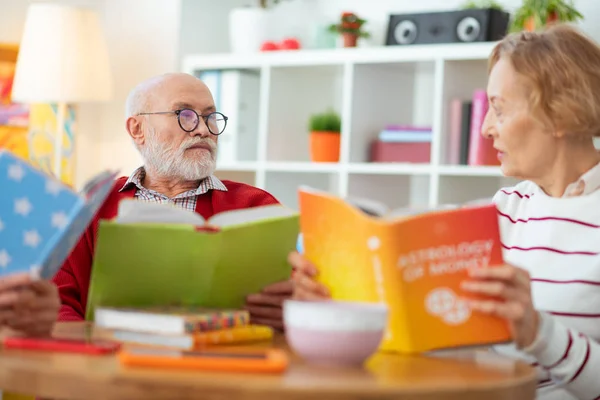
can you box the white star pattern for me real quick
[45,179,62,196]
[51,212,69,229]
[23,230,42,248]
[0,249,11,269]
[14,197,33,216]
[7,163,25,182]
[1,151,117,278]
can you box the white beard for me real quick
[140,125,217,181]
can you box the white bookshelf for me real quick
[182,42,518,210]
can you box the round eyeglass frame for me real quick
[137,108,229,136]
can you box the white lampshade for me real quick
[11,3,112,103]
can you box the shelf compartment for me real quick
[214,170,257,187]
[439,59,490,165]
[347,173,430,211]
[438,165,502,177]
[266,65,344,162]
[349,61,436,163]
[347,162,432,175]
[264,161,341,173]
[264,171,339,210]
[437,175,519,205]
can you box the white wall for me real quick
[0,0,182,188]
[179,0,600,56]
[93,0,182,187]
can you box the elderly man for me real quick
[51,72,292,329]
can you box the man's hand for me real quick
[245,280,293,331]
[0,273,60,337]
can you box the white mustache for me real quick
[181,140,216,153]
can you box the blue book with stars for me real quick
[0,150,117,279]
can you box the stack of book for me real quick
[446,89,499,166]
[93,306,274,350]
[369,125,432,163]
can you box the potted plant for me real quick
[461,0,505,10]
[309,109,341,162]
[229,1,293,53]
[510,0,583,32]
[329,12,370,48]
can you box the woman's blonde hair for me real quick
[489,24,600,138]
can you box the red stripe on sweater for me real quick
[501,243,598,256]
[532,278,600,286]
[500,189,534,198]
[543,330,573,369]
[568,335,590,383]
[497,210,600,228]
[537,379,553,388]
[548,311,600,318]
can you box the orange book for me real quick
[119,346,288,374]
[298,187,511,354]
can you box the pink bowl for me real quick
[283,300,388,366]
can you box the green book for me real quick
[85,200,299,321]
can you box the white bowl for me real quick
[283,300,388,366]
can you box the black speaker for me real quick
[385,8,510,46]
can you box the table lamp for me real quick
[11,2,112,179]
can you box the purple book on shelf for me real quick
[384,124,432,132]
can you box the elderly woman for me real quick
[289,24,600,400]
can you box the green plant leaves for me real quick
[309,109,341,133]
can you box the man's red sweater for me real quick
[52,176,280,321]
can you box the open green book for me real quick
[85,200,299,320]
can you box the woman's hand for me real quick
[461,264,539,348]
[288,251,330,301]
[0,273,60,337]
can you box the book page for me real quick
[209,204,297,228]
[115,199,206,225]
[345,196,389,217]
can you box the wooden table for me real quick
[0,322,537,400]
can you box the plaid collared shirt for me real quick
[119,167,228,211]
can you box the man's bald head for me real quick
[125,72,218,182]
[125,72,211,118]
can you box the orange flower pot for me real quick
[310,131,340,162]
[343,33,358,47]
[524,11,558,32]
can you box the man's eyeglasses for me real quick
[137,108,228,136]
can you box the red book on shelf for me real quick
[467,90,499,166]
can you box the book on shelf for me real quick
[377,125,432,143]
[370,124,432,164]
[85,200,300,320]
[446,89,499,167]
[0,149,117,280]
[298,186,511,354]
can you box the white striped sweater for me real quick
[492,180,600,400]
